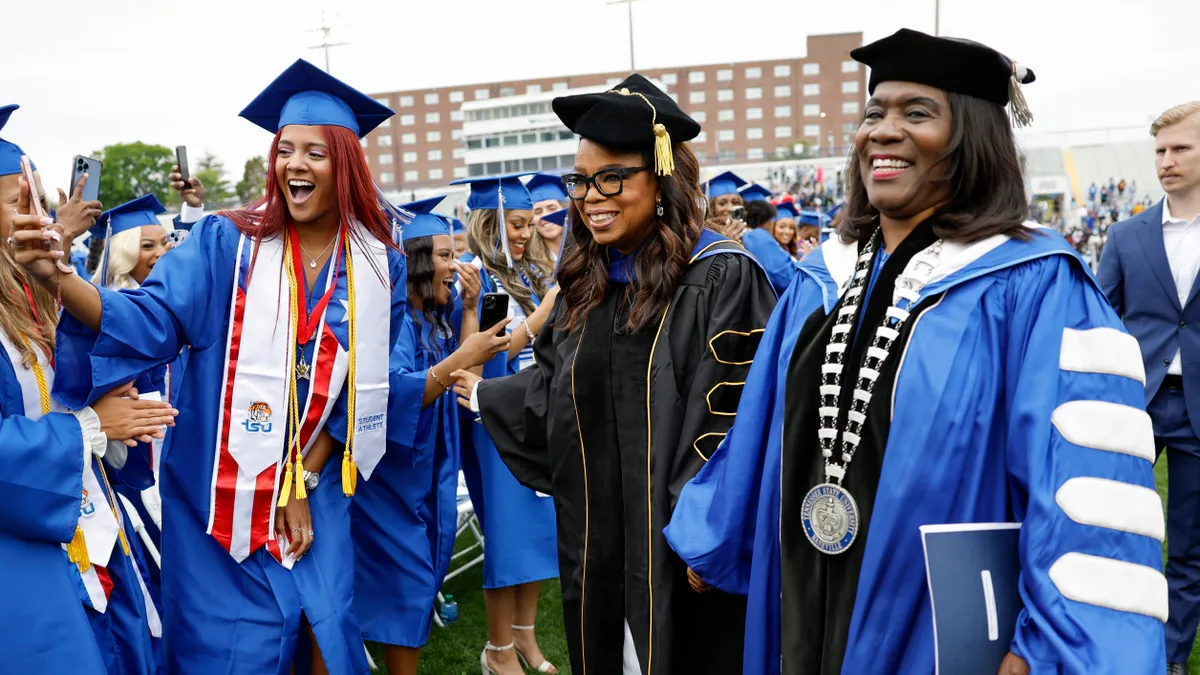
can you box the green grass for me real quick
[368,537,571,674]
[370,459,1192,673]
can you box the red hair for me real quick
[221,125,399,254]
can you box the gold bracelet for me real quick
[429,368,450,391]
[522,320,536,342]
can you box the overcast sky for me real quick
[2,0,1195,200]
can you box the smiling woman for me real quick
[455,73,777,675]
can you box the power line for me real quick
[308,12,349,73]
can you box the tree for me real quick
[93,142,175,207]
[194,152,235,208]
[235,155,268,205]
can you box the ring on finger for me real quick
[292,528,302,534]
[6,236,22,249]
[308,530,314,537]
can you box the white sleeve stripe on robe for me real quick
[1055,476,1165,541]
[1059,327,1146,384]
[1048,552,1168,622]
[1050,400,1155,463]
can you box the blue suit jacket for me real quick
[1098,199,1200,439]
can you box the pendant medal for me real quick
[801,483,859,555]
[296,354,312,380]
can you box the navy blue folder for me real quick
[920,523,1024,675]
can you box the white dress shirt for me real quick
[1162,200,1200,375]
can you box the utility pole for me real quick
[934,0,941,36]
[308,12,348,73]
[607,0,639,71]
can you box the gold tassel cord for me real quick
[67,526,90,572]
[1008,63,1034,129]
[342,233,358,497]
[608,87,674,177]
[97,461,131,557]
[279,234,308,508]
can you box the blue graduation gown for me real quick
[665,227,1167,674]
[460,268,559,589]
[0,347,108,675]
[54,215,410,675]
[353,309,460,647]
[741,226,795,295]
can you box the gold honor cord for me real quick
[341,233,358,497]
[34,346,91,572]
[279,235,308,507]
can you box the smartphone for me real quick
[731,205,746,221]
[20,156,45,218]
[479,292,510,331]
[175,146,189,183]
[70,155,102,202]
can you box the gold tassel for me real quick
[67,525,90,572]
[294,457,307,500]
[277,461,293,508]
[342,448,355,496]
[117,528,131,557]
[653,123,674,176]
[1007,65,1034,129]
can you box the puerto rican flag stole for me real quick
[0,329,123,613]
[206,225,391,564]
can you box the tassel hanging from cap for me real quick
[67,525,90,572]
[1008,63,1034,129]
[653,123,675,177]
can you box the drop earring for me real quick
[655,196,664,217]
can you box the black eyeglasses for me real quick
[561,166,648,200]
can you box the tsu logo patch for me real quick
[242,401,274,434]
[80,489,96,517]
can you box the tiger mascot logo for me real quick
[242,401,274,433]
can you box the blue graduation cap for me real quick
[449,173,535,268]
[739,184,773,202]
[703,171,747,199]
[399,195,450,242]
[526,173,568,204]
[774,201,799,220]
[239,59,394,138]
[828,201,844,218]
[91,194,167,288]
[799,210,833,226]
[451,218,466,235]
[540,209,568,227]
[0,104,33,177]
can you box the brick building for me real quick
[364,32,865,191]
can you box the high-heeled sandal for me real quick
[511,624,558,674]
[481,641,514,675]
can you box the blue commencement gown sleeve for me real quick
[741,227,796,296]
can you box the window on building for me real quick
[804,124,821,137]
[775,125,793,139]
[380,171,393,183]
[474,88,490,100]
[404,170,419,182]
[842,101,860,115]
[695,131,707,143]
[449,90,464,103]
[843,122,858,133]
[691,110,707,123]
[804,104,820,117]
[424,92,439,105]
[377,135,393,147]
[746,87,762,100]
[379,153,394,165]
[453,166,469,179]
[521,133,537,144]
[745,66,762,79]
[746,107,763,120]
[428,168,443,180]
[688,71,705,84]
[842,80,860,94]
[747,127,764,140]
[359,138,368,148]
[401,133,416,145]
[694,151,708,162]
[378,118,392,128]
[400,114,415,126]
[661,73,677,85]
[466,139,482,150]
[802,63,820,76]
[502,134,519,146]
[453,147,467,159]
[774,64,791,77]
[718,109,734,122]
[451,129,464,140]
[719,150,736,162]
[427,131,442,143]
[526,84,542,94]
[747,148,765,160]
[606,77,621,86]
[500,87,515,97]
[775,85,792,98]
[803,83,820,96]
[552,81,568,91]
[450,110,464,122]
[374,97,390,107]
[774,105,792,118]
[717,89,734,102]
[842,60,860,73]
[717,68,733,82]
[399,95,414,108]
[559,130,574,140]
[425,112,440,124]
[668,92,678,103]
[718,129,735,142]
[402,151,418,163]
[428,149,443,161]
[689,91,706,104]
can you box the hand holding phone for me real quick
[479,292,510,332]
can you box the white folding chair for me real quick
[433,471,486,628]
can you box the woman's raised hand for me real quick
[456,261,482,307]
[8,176,63,283]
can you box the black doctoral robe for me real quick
[477,242,776,675]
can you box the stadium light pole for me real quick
[934,0,941,35]
[607,0,639,71]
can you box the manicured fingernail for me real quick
[39,217,52,226]
[45,230,61,241]
[52,250,64,258]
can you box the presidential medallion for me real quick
[801,483,859,554]
[296,354,312,381]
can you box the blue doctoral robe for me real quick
[54,215,411,675]
[353,307,459,647]
[460,268,559,589]
[741,226,795,295]
[0,345,108,675]
[665,226,1167,674]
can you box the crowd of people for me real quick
[2,24,1199,675]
